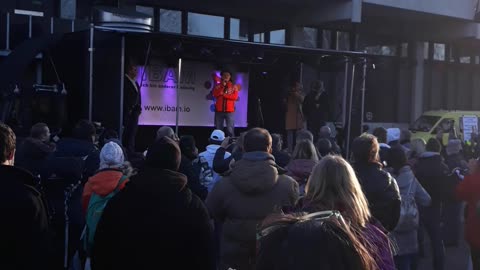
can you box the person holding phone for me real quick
[212,71,240,137]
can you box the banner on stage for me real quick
[137,60,249,127]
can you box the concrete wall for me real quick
[364,0,477,21]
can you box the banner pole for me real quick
[175,58,182,135]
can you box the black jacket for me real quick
[179,155,208,200]
[0,165,51,270]
[414,152,450,206]
[272,150,291,168]
[213,147,243,174]
[302,91,329,121]
[15,137,56,175]
[353,162,401,231]
[92,167,215,270]
[124,76,142,123]
[55,138,100,177]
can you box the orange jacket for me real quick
[82,170,129,215]
[213,81,239,113]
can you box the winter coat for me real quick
[445,152,468,172]
[92,167,215,270]
[15,137,56,175]
[206,152,299,270]
[213,82,239,113]
[456,172,480,249]
[0,165,52,270]
[389,166,431,256]
[199,145,231,190]
[179,155,208,200]
[285,92,304,130]
[286,159,318,184]
[379,143,391,166]
[353,162,401,231]
[81,169,129,214]
[302,91,329,122]
[55,137,100,177]
[414,152,450,206]
[272,150,291,168]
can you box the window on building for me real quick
[460,56,471,64]
[187,12,224,38]
[136,5,154,17]
[160,9,181,33]
[337,32,350,51]
[433,43,445,61]
[302,27,318,48]
[365,45,396,56]
[321,30,332,49]
[230,18,248,41]
[270,29,285,45]
[254,33,265,43]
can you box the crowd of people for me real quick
[1,120,480,270]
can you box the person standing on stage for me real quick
[284,81,304,153]
[123,60,142,154]
[213,71,239,137]
[302,80,329,142]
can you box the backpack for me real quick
[83,175,127,254]
[395,180,419,232]
[194,156,214,190]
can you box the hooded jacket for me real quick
[206,152,299,270]
[82,169,129,214]
[286,159,319,183]
[353,162,401,231]
[92,167,215,270]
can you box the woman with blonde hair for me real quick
[302,155,395,270]
[286,140,319,195]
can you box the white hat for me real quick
[210,129,225,142]
[100,141,125,169]
[387,128,401,144]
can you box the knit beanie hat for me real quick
[100,141,125,169]
[146,136,181,171]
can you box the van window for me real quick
[431,118,454,134]
[411,115,441,132]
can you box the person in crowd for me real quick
[351,133,401,232]
[296,128,313,144]
[15,122,56,175]
[213,132,245,175]
[318,125,341,154]
[98,129,121,148]
[82,141,132,214]
[387,128,401,147]
[300,155,395,269]
[92,137,215,270]
[286,140,319,195]
[407,138,426,167]
[0,123,52,269]
[387,146,431,270]
[206,128,299,270]
[212,71,239,137]
[414,138,449,270]
[198,129,231,191]
[179,135,208,200]
[123,59,142,154]
[373,127,391,166]
[302,80,329,141]
[456,158,480,270]
[55,119,100,177]
[316,138,333,157]
[443,139,468,247]
[256,211,378,270]
[284,81,304,153]
[400,129,412,151]
[271,133,291,168]
[155,126,179,141]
